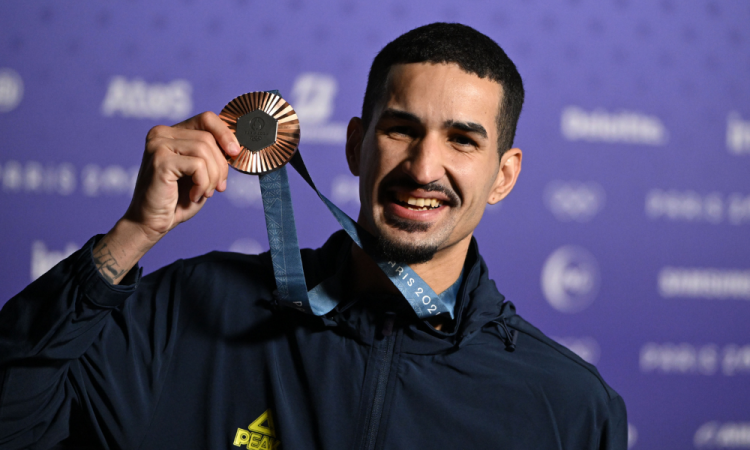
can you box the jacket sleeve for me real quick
[0,235,182,449]
[599,394,628,450]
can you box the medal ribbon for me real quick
[255,91,451,319]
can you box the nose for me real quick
[402,132,445,185]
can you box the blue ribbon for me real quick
[256,91,451,319]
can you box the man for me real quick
[0,23,627,449]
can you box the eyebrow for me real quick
[444,119,488,139]
[378,108,488,140]
[379,108,421,123]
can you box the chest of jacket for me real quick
[137,306,601,450]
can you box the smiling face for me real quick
[346,62,521,264]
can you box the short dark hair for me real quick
[361,22,525,154]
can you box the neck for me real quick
[347,235,470,298]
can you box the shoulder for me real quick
[464,243,621,406]
[159,250,275,287]
[506,314,621,404]
[135,250,277,314]
[182,250,273,274]
[174,230,350,287]
[139,229,349,303]
[476,313,628,447]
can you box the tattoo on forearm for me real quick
[93,242,127,284]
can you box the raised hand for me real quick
[93,112,241,284]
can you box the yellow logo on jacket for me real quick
[233,409,280,449]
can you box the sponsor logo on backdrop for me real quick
[646,189,750,225]
[31,241,77,281]
[640,342,750,376]
[727,194,750,225]
[1,160,267,211]
[226,170,262,208]
[695,421,750,448]
[1,160,77,195]
[291,73,347,144]
[81,164,138,196]
[544,180,605,222]
[727,112,750,155]
[658,267,750,300]
[628,424,638,449]
[101,76,192,120]
[552,336,600,364]
[0,68,24,113]
[561,106,668,145]
[229,238,264,255]
[541,246,600,313]
[330,174,360,205]
[1,160,146,198]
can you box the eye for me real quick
[451,134,478,147]
[388,126,415,137]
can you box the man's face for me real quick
[347,62,513,264]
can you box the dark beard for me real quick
[367,179,460,265]
[371,216,438,264]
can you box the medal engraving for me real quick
[236,110,278,152]
[220,91,300,174]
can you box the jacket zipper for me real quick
[362,313,397,450]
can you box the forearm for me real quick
[0,234,170,449]
[93,218,161,285]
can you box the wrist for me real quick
[93,218,161,285]
[114,216,167,251]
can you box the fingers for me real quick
[174,111,241,159]
[148,144,211,203]
[148,112,238,195]
[150,136,226,198]
[168,153,211,203]
[129,112,242,239]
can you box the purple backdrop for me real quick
[2,1,749,448]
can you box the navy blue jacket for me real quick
[0,231,627,449]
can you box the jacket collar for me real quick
[299,231,517,353]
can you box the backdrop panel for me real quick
[1,2,749,448]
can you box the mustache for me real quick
[381,178,460,207]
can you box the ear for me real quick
[487,148,522,205]
[345,117,364,176]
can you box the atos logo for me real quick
[101,76,192,120]
[544,180,605,222]
[291,73,347,144]
[541,246,600,313]
[0,68,24,112]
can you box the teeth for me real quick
[395,192,443,209]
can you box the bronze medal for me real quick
[220,91,301,174]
